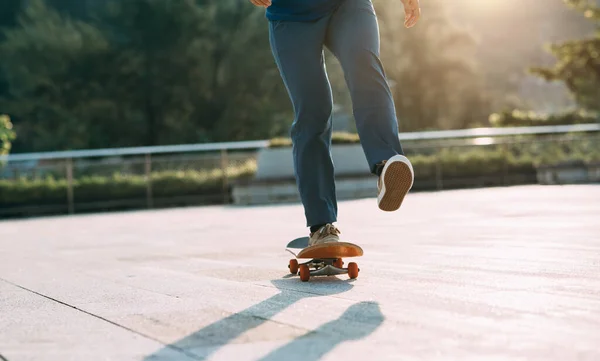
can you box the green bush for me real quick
[1,143,597,212]
[0,176,68,206]
[0,160,257,208]
[269,131,360,148]
[410,148,536,180]
[489,109,598,127]
[75,175,147,202]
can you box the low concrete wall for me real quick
[238,143,379,205]
[587,162,600,183]
[232,176,378,205]
[536,162,590,185]
[231,174,542,206]
[240,144,599,206]
[255,144,370,180]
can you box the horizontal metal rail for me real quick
[397,123,599,140]
[2,123,598,162]
[1,140,269,162]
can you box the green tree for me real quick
[0,114,16,156]
[531,0,600,112]
[96,0,290,144]
[0,0,290,152]
[0,0,22,33]
[94,0,212,146]
[373,0,490,131]
[187,0,291,142]
[0,0,24,101]
[0,0,113,151]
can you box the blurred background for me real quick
[0,0,599,218]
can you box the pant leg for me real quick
[268,18,338,227]
[325,0,404,174]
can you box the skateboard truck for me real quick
[289,258,360,282]
[285,237,362,282]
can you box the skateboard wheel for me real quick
[299,265,310,282]
[334,258,344,268]
[348,262,359,279]
[289,259,299,274]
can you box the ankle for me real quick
[375,161,385,176]
[310,224,325,233]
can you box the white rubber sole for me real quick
[377,154,414,212]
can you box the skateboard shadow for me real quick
[143,278,384,361]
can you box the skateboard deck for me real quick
[285,237,363,282]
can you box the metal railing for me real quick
[1,123,599,217]
[2,123,599,162]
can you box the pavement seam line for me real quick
[0,277,202,361]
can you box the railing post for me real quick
[145,153,153,209]
[221,149,229,203]
[435,157,443,191]
[502,144,509,186]
[66,158,74,214]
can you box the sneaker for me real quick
[376,154,414,212]
[308,224,341,246]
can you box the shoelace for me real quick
[319,224,341,237]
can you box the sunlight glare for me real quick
[460,0,510,12]
[474,137,494,146]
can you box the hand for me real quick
[401,0,421,28]
[249,0,271,7]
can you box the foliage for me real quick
[489,109,598,127]
[2,141,598,215]
[409,148,536,181]
[267,132,600,168]
[0,0,290,152]
[372,0,490,131]
[0,0,597,154]
[268,132,360,148]
[0,0,113,151]
[0,0,494,153]
[530,0,600,111]
[0,114,16,156]
[0,159,256,207]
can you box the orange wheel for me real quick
[299,265,310,282]
[334,258,344,268]
[288,259,299,274]
[348,262,359,279]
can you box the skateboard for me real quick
[285,237,363,282]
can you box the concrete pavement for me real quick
[1,184,599,361]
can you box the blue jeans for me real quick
[268,0,404,227]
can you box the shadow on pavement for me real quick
[257,301,383,361]
[144,278,384,361]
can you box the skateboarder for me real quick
[249,0,420,245]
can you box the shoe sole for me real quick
[378,158,413,212]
